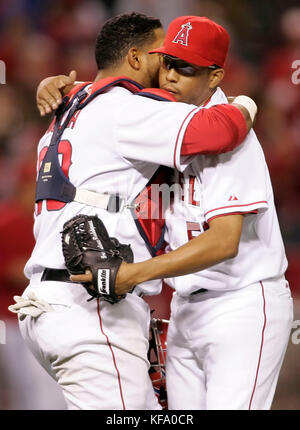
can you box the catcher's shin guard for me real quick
[148,317,169,409]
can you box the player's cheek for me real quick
[158,66,167,88]
[149,58,161,88]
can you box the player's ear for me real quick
[127,47,142,71]
[209,68,225,89]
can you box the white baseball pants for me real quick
[18,277,160,410]
[166,277,293,410]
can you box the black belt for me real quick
[42,269,208,296]
[190,288,208,295]
[41,268,71,283]
[41,269,209,296]
[40,268,144,298]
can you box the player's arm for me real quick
[137,88,256,156]
[181,100,254,156]
[71,214,244,295]
[116,214,244,293]
[36,70,79,116]
[36,72,255,150]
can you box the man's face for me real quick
[158,55,217,105]
[139,28,166,88]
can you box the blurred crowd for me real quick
[0,0,299,410]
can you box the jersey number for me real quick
[186,221,209,241]
[36,139,72,215]
[186,222,201,241]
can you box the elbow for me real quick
[228,243,239,259]
[222,240,240,260]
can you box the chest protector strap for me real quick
[35,82,175,256]
[35,78,143,207]
[130,89,175,257]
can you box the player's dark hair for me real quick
[95,12,162,70]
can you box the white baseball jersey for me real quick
[25,83,200,296]
[165,87,288,296]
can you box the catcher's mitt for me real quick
[61,214,134,303]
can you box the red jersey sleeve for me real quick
[181,104,248,156]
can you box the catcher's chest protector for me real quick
[35,79,173,257]
[35,78,143,205]
[131,165,173,257]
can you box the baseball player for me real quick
[159,19,292,410]
[73,16,293,410]
[9,13,256,410]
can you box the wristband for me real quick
[233,95,257,123]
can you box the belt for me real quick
[41,268,71,283]
[190,288,208,295]
[41,268,144,298]
[42,269,207,298]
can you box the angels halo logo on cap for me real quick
[172,22,193,46]
[149,16,230,69]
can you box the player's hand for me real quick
[70,269,100,296]
[227,96,235,103]
[114,262,137,295]
[36,70,77,116]
[70,269,93,284]
[70,263,136,296]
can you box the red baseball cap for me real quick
[149,16,230,68]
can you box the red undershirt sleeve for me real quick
[181,104,248,156]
